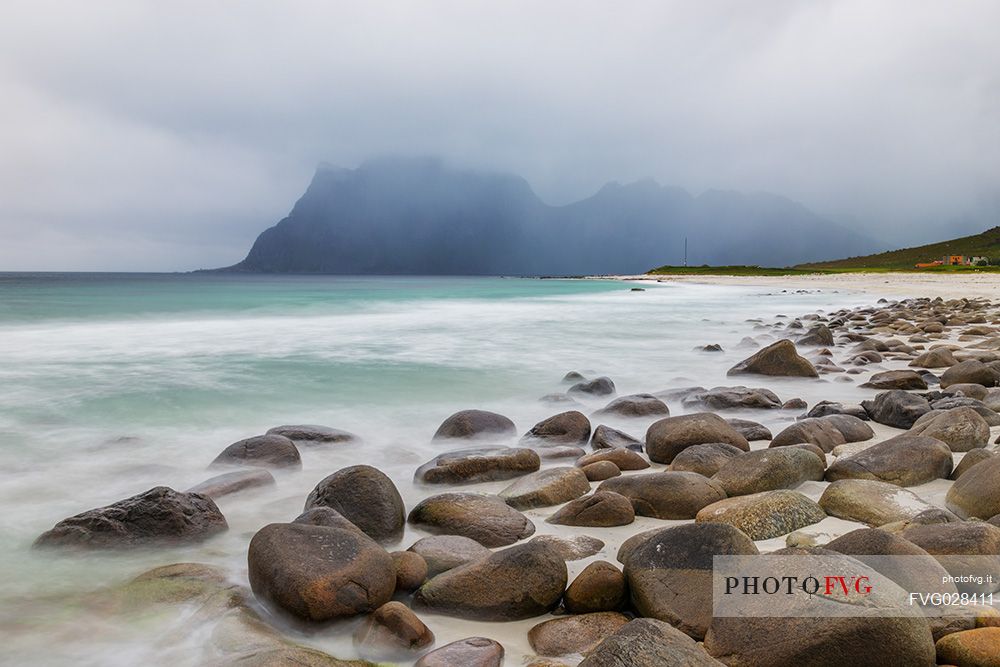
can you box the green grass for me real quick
[797,226,1000,270]
[647,265,825,276]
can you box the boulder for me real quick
[798,324,834,346]
[727,339,818,378]
[645,413,749,464]
[769,418,845,453]
[726,418,773,441]
[579,618,724,667]
[414,541,567,621]
[304,465,405,542]
[860,370,928,390]
[564,561,627,614]
[187,469,275,499]
[670,442,745,477]
[598,472,727,520]
[210,434,301,469]
[577,448,649,471]
[695,490,826,541]
[909,347,958,368]
[407,535,491,577]
[414,447,540,484]
[682,386,782,410]
[407,493,535,547]
[944,382,991,400]
[825,434,953,487]
[414,637,504,667]
[547,491,635,527]
[582,461,621,481]
[433,409,516,440]
[946,456,1000,519]
[935,627,1000,667]
[593,394,669,418]
[908,407,990,452]
[266,424,358,444]
[820,414,875,442]
[951,448,995,480]
[293,507,365,535]
[862,390,932,429]
[247,522,395,621]
[941,359,1000,389]
[569,376,617,397]
[803,400,870,420]
[625,523,758,639]
[528,612,630,657]
[819,479,935,526]
[499,467,591,510]
[712,448,825,496]
[34,486,227,550]
[354,601,434,661]
[590,425,643,451]
[901,522,1000,593]
[523,411,592,446]
[530,534,604,561]
[390,551,428,592]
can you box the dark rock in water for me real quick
[523,411,592,445]
[861,370,929,390]
[946,456,1000,519]
[590,424,643,451]
[547,491,635,527]
[713,448,825,496]
[797,323,834,346]
[390,551,428,593]
[909,407,990,452]
[670,442,745,477]
[579,618,724,666]
[944,382,990,400]
[782,397,808,410]
[819,479,934,526]
[699,343,724,352]
[539,393,582,407]
[414,541,567,621]
[631,287,646,292]
[577,447,649,470]
[726,418,772,442]
[825,434,953,487]
[354,601,434,661]
[408,534,491,577]
[769,418,845,452]
[564,561,627,614]
[292,506,365,535]
[34,486,228,550]
[625,523,758,639]
[534,445,587,459]
[645,413,749,464]
[909,347,958,368]
[531,534,605,560]
[304,465,405,543]
[682,386,782,410]
[528,612,630,657]
[187,469,275,499]
[695,489,826,540]
[862,390,932,428]
[929,396,1000,425]
[593,394,669,418]
[414,447,540,484]
[211,434,301,469]
[499,467,591,510]
[247,522,395,621]
[803,400,869,420]
[266,424,358,444]
[433,409,517,440]
[598,472,727,519]
[941,359,1000,389]
[820,414,875,442]
[950,447,995,480]
[654,385,707,402]
[415,637,504,667]
[407,493,535,547]
[569,376,616,397]
[582,460,621,481]
[563,371,587,383]
[727,339,818,378]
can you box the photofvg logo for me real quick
[712,554,999,619]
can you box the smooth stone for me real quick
[569,376,616,397]
[727,339,818,378]
[726,418,772,442]
[712,448,825,496]
[211,434,301,469]
[187,469,275,499]
[820,413,875,442]
[670,442,745,477]
[528,612,630,657]
[522,411,592,446]
[531,534,605,560]
[433,409,516,440]
[598,471,727,519]
[577,447,649,471]
[407,493,535,547]
[861,369,928,390]
[582,461,621,481]
[590,424,643,451]
[901,522,1000,593]
[414,446,540,484]
[304,465,405,543]
[950,448,996,480]
[414,541,567,621]
[769,418,846,453]
[645,413,749,464]
[499,467,591,510]
[547,491,635,527]
[390,551,428,593]
[292,507,365,535]
[908,407,990,452]
[593,394,669,418]
[682,386,782,410]
[819,479,935,526]
[803,400,870,420]
[862,390,932,429]
[354,601,434,661]
[266,424,358,444]
[940,359,1000,389]
[407,535,491,577]
[909,347,959,368]
[935,627,1000,667]
[946,456,1000,519]
[579,618,724,666]
[414,637,504,667]
[825,434,953,487]
[564,561,627,614]
[695,490,826,541]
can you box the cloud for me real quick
[0,0,998,269]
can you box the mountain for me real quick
[216,157,877,275]
[799,227,1000,269]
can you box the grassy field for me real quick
[646,264,1000,276]
[797,226,1000,270]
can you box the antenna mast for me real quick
[684,237,688,267]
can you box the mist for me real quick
[1,0,998,270]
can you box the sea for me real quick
[0,273,884,665]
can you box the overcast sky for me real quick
[1,1,998,270]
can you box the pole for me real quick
[684,237,688,267]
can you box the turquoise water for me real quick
[0,274,878,665]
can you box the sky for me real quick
[1,0,998,271]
